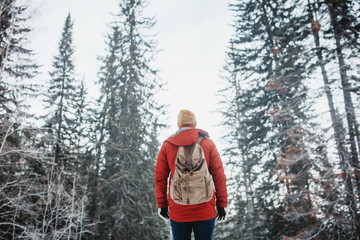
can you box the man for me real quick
[155,109,228,240]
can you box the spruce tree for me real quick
[326,0,360,194]
[219,0,285,236]
[90,0,166,238]
[0,0,37,80]
[40,13,90,238]
[0,1,51,239]
[307,1,360,237]
[219,0,338,238]
[43,13,80,170]
[261,1,316,237]
[326,1,360,236]
[0,0,38,114]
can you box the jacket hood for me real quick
[165,126,209,147]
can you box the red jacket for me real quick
[155,126,228,222]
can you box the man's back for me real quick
[155,126,227,222]
[155,109,227,240]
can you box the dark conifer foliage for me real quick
[0,0,37,80]
[88,0,166,239]
[0,0,38,114]
[0,2,42,238]
[325,0,360,235]
[43,13,81,170]
[307,1,360,237]
[0,3,89,239]
[39,13,91,239]
[220,0,360,239]
[6,0,360,238]
[326,0,360,195]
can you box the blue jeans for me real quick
[170,218,215,240]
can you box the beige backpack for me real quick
[170,136,214,205]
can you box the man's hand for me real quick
[158,207,169,221]
[216,207,226,221]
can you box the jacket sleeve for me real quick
[208,144,228,208]
[155,143,170,208]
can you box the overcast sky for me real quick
[28,0,233,150]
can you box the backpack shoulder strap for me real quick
[190,136,203,155]
[195,136,204,144]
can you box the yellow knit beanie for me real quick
[177,109,197,128]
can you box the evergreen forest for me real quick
[1,0,360,239]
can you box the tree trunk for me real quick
[327,2,360,237]
[243,172,254,240]
[0,1,15,76]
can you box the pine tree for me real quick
[0,2,54,239]
[0,0,38,116]
[0,0,37,79]
[89,0,166,238]
[326,0,360,195]
[219,0,287,236]
[85,26,122,238]
[326,1,360,236]
[307,1,360,237]
[219,0,339,238]
[0,0,38,115]
[261,1,317,237]
[43,13,79,170]
[40,13,91,238]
